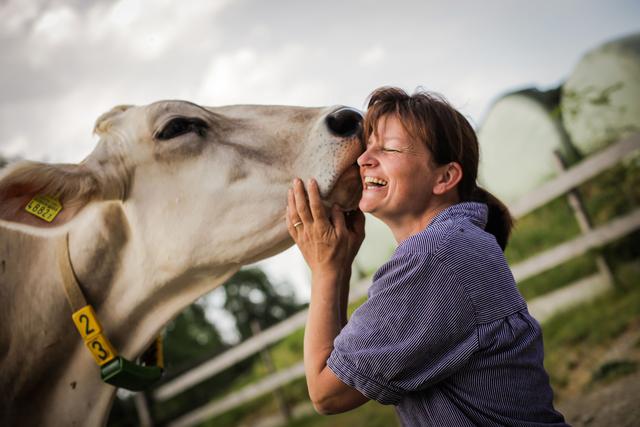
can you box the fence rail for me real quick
[149,133,640,427]
[509,133,640,218]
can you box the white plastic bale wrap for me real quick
[354,214,396,276]
[562,33,640,155]
[477,89,568,205]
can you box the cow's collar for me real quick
[57,233,164,391]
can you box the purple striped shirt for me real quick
[327,202,568,426]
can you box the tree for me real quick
[222,268,303,341]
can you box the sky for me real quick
[1,0,639,339]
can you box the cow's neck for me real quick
[4,201,239,426]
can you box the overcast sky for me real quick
[1,0,639,333]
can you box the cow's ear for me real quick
[0,161,100,228]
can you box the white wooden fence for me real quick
[141,133,640,427]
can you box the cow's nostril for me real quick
[326,108,363,138]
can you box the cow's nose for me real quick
[326,107,363,138]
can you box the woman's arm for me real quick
[287,178,369,414]
[304,269,369,414]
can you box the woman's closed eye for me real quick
[382,147,401,153]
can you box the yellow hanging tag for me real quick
[86,334,117,366]
[72,305,103,341]
[72,305,119,366]
[25,195,63,222]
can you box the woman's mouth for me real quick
[364,176,388,190]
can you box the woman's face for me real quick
[357,114,441,223]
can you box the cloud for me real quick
[358,45,385,66]
[0,0,233,162]
[0,0,46,36]
[31,4,79,46]
[198,45,332,106]
[2,134,30,158]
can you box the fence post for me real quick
[552,150,615,287]
[250,320,292,422]
[133,392,154,427]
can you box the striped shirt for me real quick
[327,202,568,426]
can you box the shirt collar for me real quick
[427,201,488,229]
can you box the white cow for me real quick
[0,100,363,426]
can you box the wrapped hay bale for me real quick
[562,33,640,154]
[478,88,573,204]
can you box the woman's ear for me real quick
[0,161,100,228]
[433,162,463,196]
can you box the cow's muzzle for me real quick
[326,107,363,138]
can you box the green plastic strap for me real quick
[101,356,163,391]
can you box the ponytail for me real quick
[469,186,513,251]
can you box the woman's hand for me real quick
[286,178,365,278]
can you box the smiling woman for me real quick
[287,87,569,427]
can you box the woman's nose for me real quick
[357,147,376,168]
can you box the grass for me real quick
[287,400,399,427]
[505,196,581,264]
[542,271,640,396]
[516,254,598,300]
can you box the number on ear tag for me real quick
[25,195,62,222]
[86,334,117,366]
[72,306,102,341]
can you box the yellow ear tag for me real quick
[25,195,63,222]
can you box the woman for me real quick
[286,87,567,426]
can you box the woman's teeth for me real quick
[364,176,388,188]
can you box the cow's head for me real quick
[0,102,362,425]
[0,101,363,270]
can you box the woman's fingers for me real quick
[330,204,346,234]
[286,190,299,238]
[293,178,313,224]
[307,179,330,226]
[350,209,366,235]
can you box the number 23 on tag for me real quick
[72,306,117,366]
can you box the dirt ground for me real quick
[558,370,640,427]
[556,326,640,427]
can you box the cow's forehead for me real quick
[146,100,327,122]
[146,100,214,120]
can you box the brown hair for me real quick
[363,86,514,250]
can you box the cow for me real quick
[0,100,363,426]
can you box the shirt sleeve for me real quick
[326,251,479,405]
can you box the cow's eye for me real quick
[156,117,208,140]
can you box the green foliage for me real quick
[590,360,638,385]
[578,160,640,226]
[505,196,580,264]
[163,303,228,370]
[223,267,303,341]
